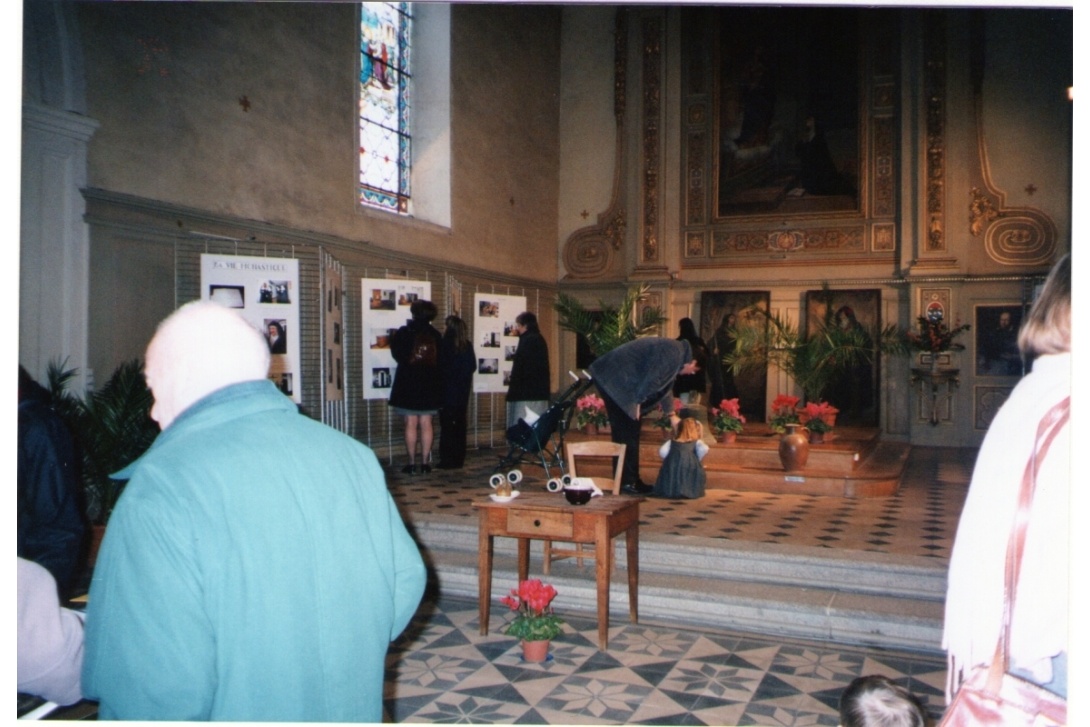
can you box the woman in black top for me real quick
[672,317,709,405]
[389,299,443,474]
[505,311,550,428]
[437,316,476,469]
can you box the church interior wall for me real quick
[20,3,1071,453]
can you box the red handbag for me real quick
[939,397,1069,726]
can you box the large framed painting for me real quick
[715,6,862,218]
[975,304,1024,377]
[699,291,770,423]
[804,289,881,427]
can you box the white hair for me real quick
[145,300,270,428]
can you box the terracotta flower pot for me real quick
[719,431,737,445]
[521,639,550,663]
[583,423,597,436]
[809,430,825,445]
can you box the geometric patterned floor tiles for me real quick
[383,445,965,724]
[386,445,974,560]
[383,596,948,726]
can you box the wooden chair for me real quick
[543,440,626,574]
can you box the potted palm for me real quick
[723,294,906,406]
[554,283,668,358]
[499,579,565,662]
[47,359,160,562]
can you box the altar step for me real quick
[410,515,947,655]
[568,426,910,498]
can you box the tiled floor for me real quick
[380,444,973,724]
[383,595,948,725]
[385,444,974,560]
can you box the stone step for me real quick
[411,514,947,654]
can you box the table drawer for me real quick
[506,509,574,538]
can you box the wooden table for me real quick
[474,493,642,650]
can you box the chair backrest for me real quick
[565,440,627,495]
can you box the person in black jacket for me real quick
[672,317,709,405]
[437,316,476,470]
[505,311,550,428]
[389,300,443,474]
[18,366,87,597]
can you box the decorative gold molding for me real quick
[711,226,865,257]
[969,102,1058,266]
[872,222,896,252]
[924,11,947,253]
[640,15,661,265]
[561,9,629,280]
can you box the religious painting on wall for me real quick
[975,304,1024,377]
[699,291,770,423]
[804,289,880,427]
[715,6,861,218]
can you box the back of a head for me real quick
[444,316,469,348]
[839,675,928,727]
[678,317,698,340]
[145,301,270,428]
[1018,253,1071,358]
[516,311,538,332]
[410,299,438,323]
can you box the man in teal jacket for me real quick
[82,301,427,721]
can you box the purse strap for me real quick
[985,395,1070,692]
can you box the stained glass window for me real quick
[359,2,411,214]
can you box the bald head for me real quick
[145,301,270,429]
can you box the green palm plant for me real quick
[722,298,907,404]
[47,358,160,524]
[554,284,668,357]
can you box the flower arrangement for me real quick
[574,393,608,429]
[796,401,839,434]
[768,394,801,434]
[710,398,746,435]
[499,579,565,642]
[652,399,682,430]
[905,315,971,354]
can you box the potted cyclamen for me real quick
[710,398,746,444]
[574,393,608,435]
[768,394,801,435]
[797,401,839,444]
[499,579,565,662]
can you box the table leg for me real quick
[595,518,611,650]
[517,538,530,582]
[478,512,493,636]
[626,523,639,624]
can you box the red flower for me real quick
[771,394,800,417]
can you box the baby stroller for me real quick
[494,371,595,487]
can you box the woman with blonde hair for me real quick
[943,253,1070,710]
[652,415,709,499]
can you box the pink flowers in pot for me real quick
[797,401,839,434]
[710,398,746,435]
[769,394,801,434]
[499,579,564,642]
[574,393,608,429]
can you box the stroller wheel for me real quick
[489,473,506,489]
[507,469,524,485]
[546,478,563,493]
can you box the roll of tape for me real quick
[489,473,505,489]
[507,469,523,485]
[546,478,563,493]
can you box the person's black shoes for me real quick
[621,481,654,495]
[401,463,418,475]
[420,463,432,474]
